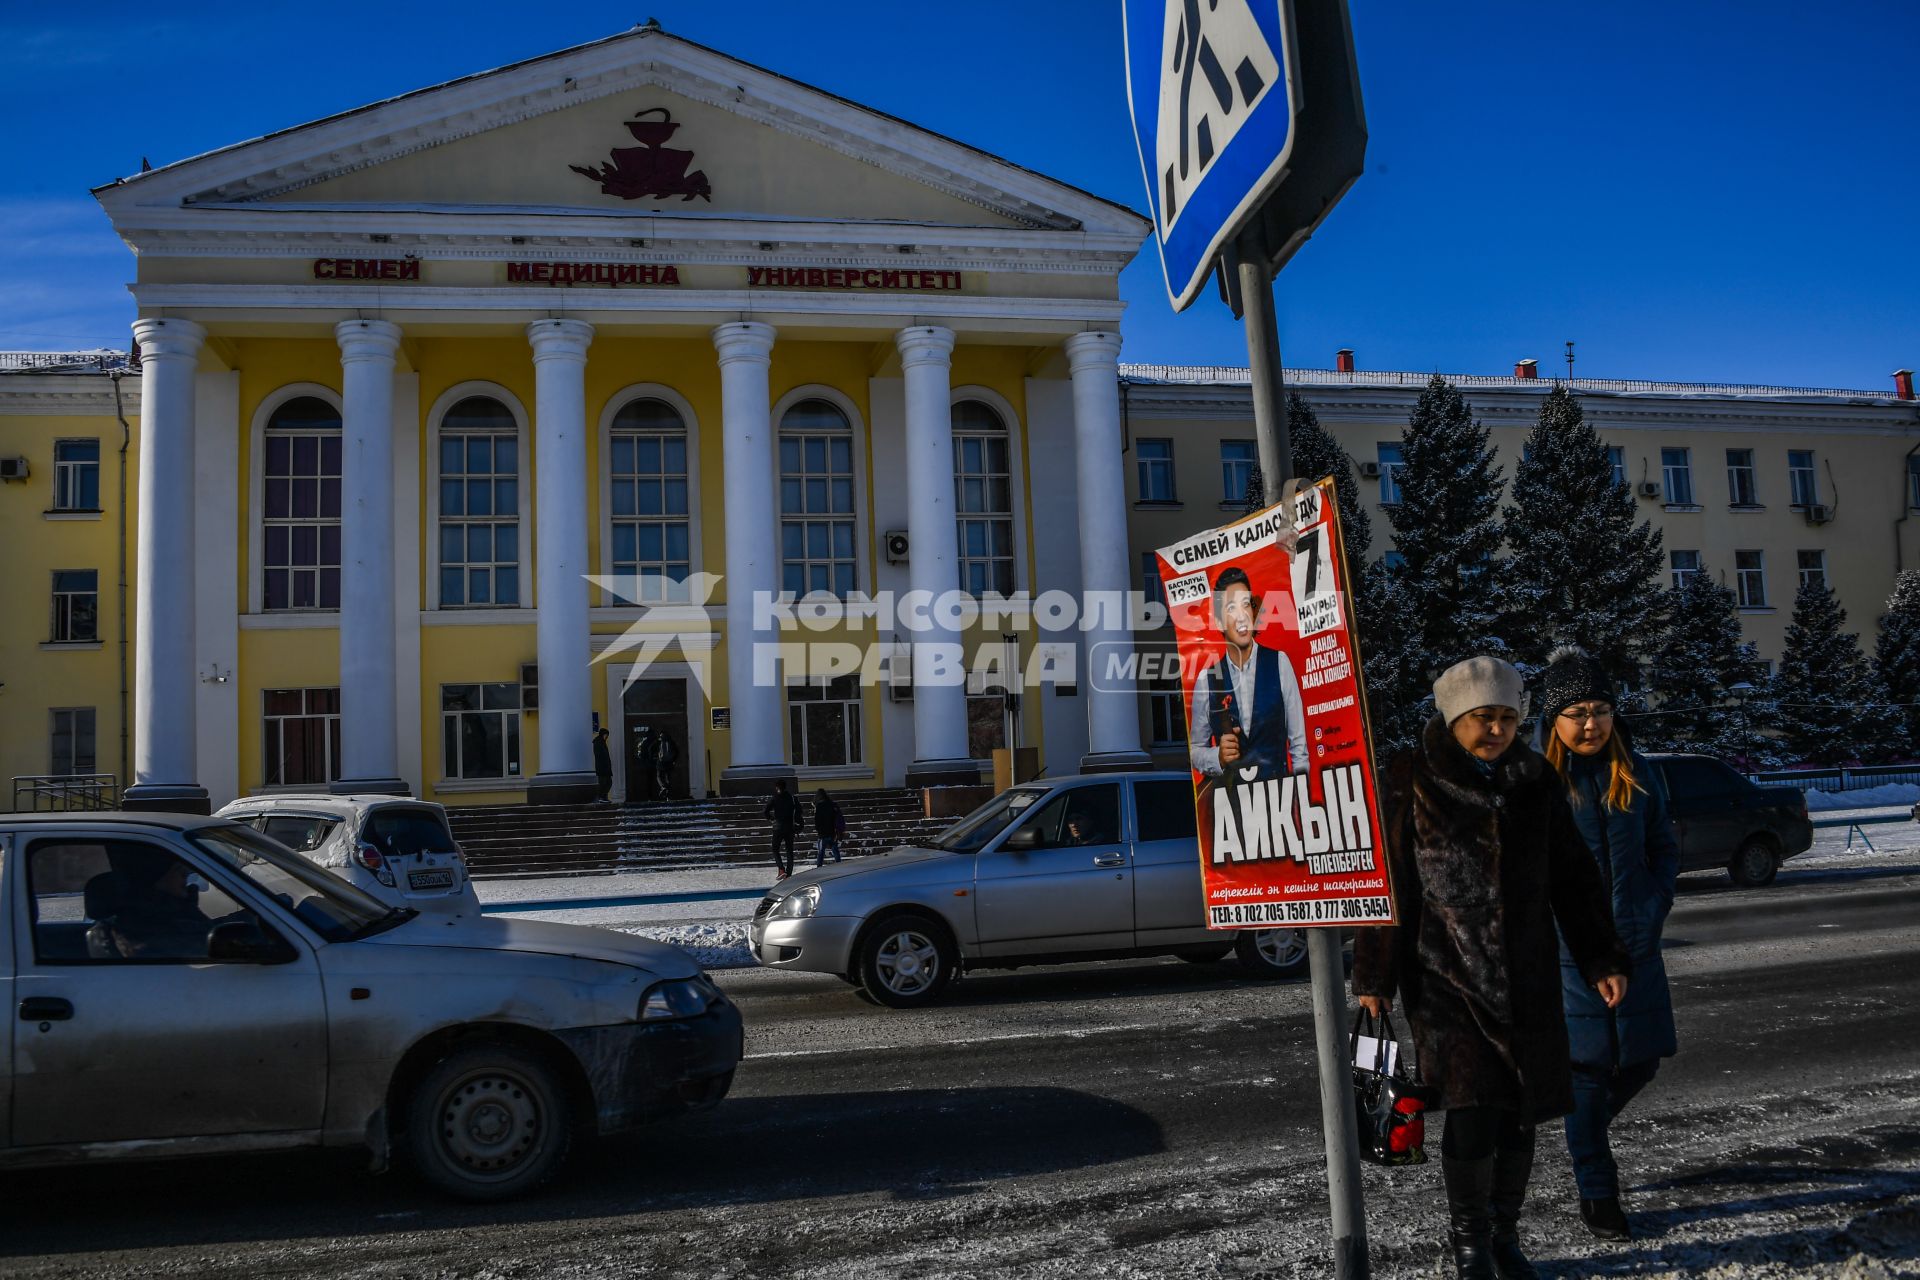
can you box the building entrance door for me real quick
[623,678,689,802]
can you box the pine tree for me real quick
[1873,570,1920,759]
[1640,567,1759,756]
[1499,386,1666,674]
[1383,375,1511,675]
[1772,580,1899,765]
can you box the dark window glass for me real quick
[1134,779,1199,842]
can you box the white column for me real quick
[125,317,209,811]
[526,319,598,803]
[332,319,407,793]
[898,325,972,781]
[1067,331,1151,769]
[712,321,792,790]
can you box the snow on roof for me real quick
[1118,362,1903,403]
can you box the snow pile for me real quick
[617,918,756,970]
[1803,783,1920,812]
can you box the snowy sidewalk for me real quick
[475,861,779,969]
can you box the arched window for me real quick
[437,396,521,607]
[952,399,1013,596]
[262,396,341,611]
[608,398,691,603]
[779,398,856,598]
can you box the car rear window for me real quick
[362,807,456,857]
[260,815,339,853]
[1134,780,1198,842]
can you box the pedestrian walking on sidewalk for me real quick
[811,789,845,867]
[766,779,798,880]
[592,726,613,803]
[1537,646,1680,1243]
[1353,655,1630,1280]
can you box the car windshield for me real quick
[932,786,1051,853]
[188,822,399,942]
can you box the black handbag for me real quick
[1351,1009,1437,1166]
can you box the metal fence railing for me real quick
[1745,765,1920,792]
[10,775,119,812]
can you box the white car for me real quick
[217,795,478,913]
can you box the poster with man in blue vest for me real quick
[1156,478,1394,929]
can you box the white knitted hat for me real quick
[1432,655,1529,724]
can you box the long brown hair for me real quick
[1545,727,1643,812]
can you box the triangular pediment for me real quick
[97,26,1146,240]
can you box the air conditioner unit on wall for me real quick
[1804,503,1833,525]
[1637,481,1662,500]
[1356,461,1381,479]
[0,457,28,481]
[883,530,910,563]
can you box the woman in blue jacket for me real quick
[1537,646,1680,1243]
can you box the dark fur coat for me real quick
[1352,717,1629,1120]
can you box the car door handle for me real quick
[19,997,73,1022]
[1092,853,1126,869]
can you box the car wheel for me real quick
[406,1042,573,1202]
[1235,928,1309,979]
[1728,838,1779,888]
[1178,946,1234,964]
[856,913,956,1008]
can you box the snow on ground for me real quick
[1805,784,1920,812]
[615,917,755,970]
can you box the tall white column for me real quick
[1066,331,1151,770]
[712,321,793,792]
[898,325,973,783]
[332,319,408,794]
[125,317,209,812]
[526,319,599,803]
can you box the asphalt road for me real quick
[5,862,1918,1279]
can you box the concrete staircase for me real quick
[447,788,954,879]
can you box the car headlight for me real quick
[639,975,721,1021]
[771,885,820,919]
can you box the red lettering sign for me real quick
[311,258,420,281]
[746,266,966,292]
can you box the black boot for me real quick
[1580,1195,1632,1241]
[1488,1141,1540,1280]
[1442,1154,1497,1280]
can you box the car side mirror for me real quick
[208,919,297,965]
[1001,827,1041,853]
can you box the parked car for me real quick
[749,772,1307,1007]
[1645,753,1814,887]
[0,812,741,1200]
[218,794,477,913]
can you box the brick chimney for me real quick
[1335,348,1355,373]
[1514,358,1539,379]
[1896,368,1915,401]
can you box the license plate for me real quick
[408,869,455,891]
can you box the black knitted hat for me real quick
[1538,644,1617,724]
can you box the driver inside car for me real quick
[1064,808,1105,846]
[95,848,215,960]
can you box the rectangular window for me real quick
[52,439,100,512]
[1670,549,1702,589]
[262,426,342,610]
[966,692,1008,761]
[1797,549,1828,593]
[1735,550,1767,608]
[438,432,520,607]
[1726,448,1758,506]
[1140,551,1164,606]
[49,707,96,776]
[1662,447,1694,505]
[953,429,1014,597]
[1148,679,1185,747]
[787,673,863,767]
[1606,445,1626,490]
[441,683,523,780]
[263,688,341,787]
[1377,443,1404,505]
[1220,440,1256,504]
[1909,456,1920,511]
[1136,439,1176,503]
[1788,449,1818,508]
[780,431,857,599]
[608,429,691,604]
[51,569,97,642]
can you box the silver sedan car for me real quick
[748,771,1307,1007]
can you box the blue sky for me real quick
[3,1,1915,388]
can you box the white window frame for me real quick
[1148,680,1184,747]
[250,385,345,614]
[787,674,864,768]
[440,682,524,780]
[51,438,101,512]
[1606,445,1626,490]
[262,687,340,788]
[1662,447,1694,505]
[51,569,97,643]
[1220,439,1257,504]
[1726,448,1758,507]
[597,384,704,608]
[49,707,96,776]
[1377,442,1404,505]
[1670,549,1702,589]
[771,385,871,603]
[1735,550,1767,609]
[952,397,1016,599]
[1796,549,1828,593]
[1140,550,1164,605]
[1136,438,1176,503]
[1788,450,1818,508]
[426,383,531,613]
[951,384,1029,596]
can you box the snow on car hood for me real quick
[363,912,700,978]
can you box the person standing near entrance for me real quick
[766,779,798,880]
[811,788,844,867]
[592,726,614,803]
[652,729,680,802]
[1537,646,1680,1243]
[629,725,655,804]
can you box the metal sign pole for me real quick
[1237,233,1371,1280]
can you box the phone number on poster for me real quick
[1209,896,1393,927]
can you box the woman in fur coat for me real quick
[1353,656,1630,1280]
[1537,646,1680,1243]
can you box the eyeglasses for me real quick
[1557,707,1615,725]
